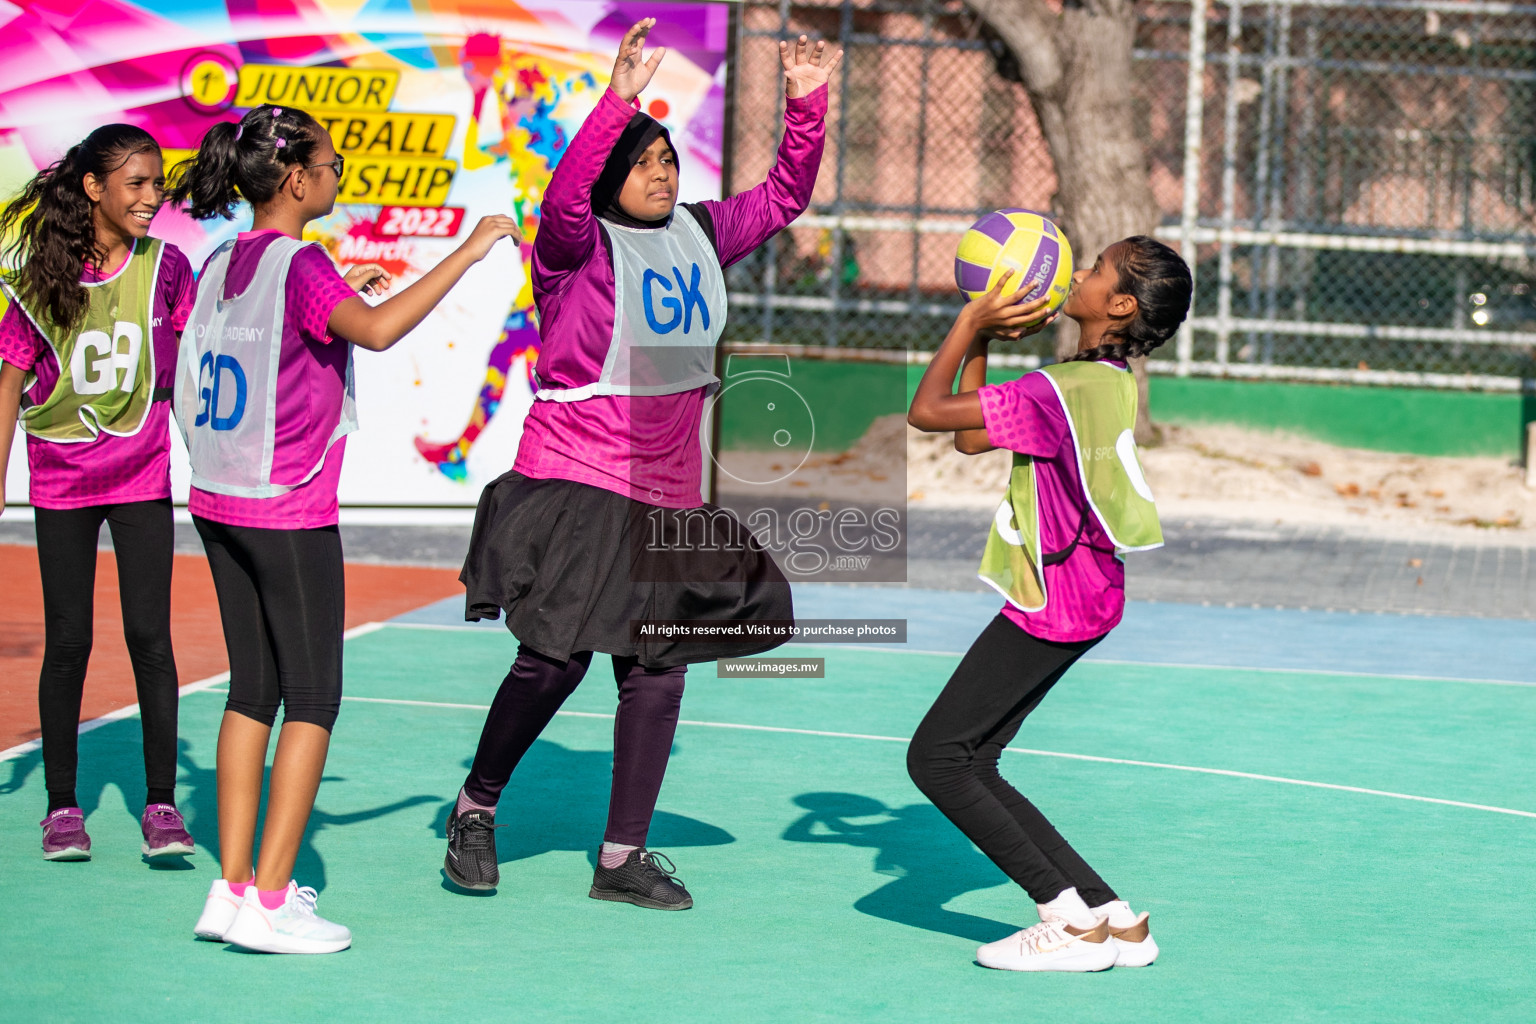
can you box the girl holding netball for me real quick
[0,125,197,864]
[167,104,519,953]
[440,21,836,909]
[906,235,1192,971]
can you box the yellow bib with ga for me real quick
[977,360,1163,612]
[1,238,163,443]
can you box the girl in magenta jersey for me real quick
[166,103,520,954]
[0,125,198,865]
[441,22,839,909]
[907,238,1192,972]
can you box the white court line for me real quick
[185,689,1536,822]
[0,621,388,764]
[0,671,230,764]
[791,644,1536,689]
[373,622,1536,689]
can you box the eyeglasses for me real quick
[306,154,345,178]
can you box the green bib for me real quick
[978,360,1163,612]
[2,238,163,443]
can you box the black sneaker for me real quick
[444,808,501,891]
[589,848,694,910]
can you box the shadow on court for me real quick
[0,720,172,824]
[783,791,1017,943]
[2,723,435,890]
[432,742,735,888]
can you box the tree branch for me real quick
[965,0,1065,100]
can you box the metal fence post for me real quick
[1216,0,1243,371]
[1177,0,1210,376]
[823,0,855,349]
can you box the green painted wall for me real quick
[904,364,1532,458]
[724,358,1530,458]
[1144,376,1531,458]
[716,357,906,452]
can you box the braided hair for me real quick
[0,124,161,330]
[1065,235,1193,364]
[166,104,325,220]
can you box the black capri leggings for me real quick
[906,614,1116,906]
[35,499,179,811]
[193,517,345,731]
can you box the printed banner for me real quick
[1,0,728,505]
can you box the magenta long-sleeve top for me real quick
[513,84,828,508]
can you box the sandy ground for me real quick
[723,413,1536,545]
[911,419,1536,543]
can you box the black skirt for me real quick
[461,471,794,668]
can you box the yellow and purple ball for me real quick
[954,208,1074,311]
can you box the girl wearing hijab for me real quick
[441,20,839,910]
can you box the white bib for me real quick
[175,236,357,498]
[534,207,727,402]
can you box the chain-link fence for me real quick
[724,0,1536,388]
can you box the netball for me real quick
[953,207,1074,310]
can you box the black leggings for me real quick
[35,499,179,812]
[906,615,1116,906]
[194,517,345,731]
[464,645,686,846]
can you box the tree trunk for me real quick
[966,0,1164,444]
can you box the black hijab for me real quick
[590,111,678,229]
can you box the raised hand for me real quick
[780,35,844,99]
[610,19,667,102]
[458,214,524,262]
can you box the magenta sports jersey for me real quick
[186,230,357,529]
[0,244,194,509]
[514,85,828,508]
[977,365,1131,642]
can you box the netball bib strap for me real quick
[977,361,1163,613]
[534,207,727,402]
[4,238,163,444]
[175,236,358,498]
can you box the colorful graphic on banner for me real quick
[0,0,727,504]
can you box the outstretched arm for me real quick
[534,20,666,280]
[703,37,841,267]
[329,216,521,351]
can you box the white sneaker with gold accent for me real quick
[1093,899,1159,967]
[976,918,1117,972]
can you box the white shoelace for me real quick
[1015,920,1076,955]
[289,885,321,918]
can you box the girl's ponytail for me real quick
[1066,235,1193,365]
[0,124,160,330]
[167,105,324,221]
[168,120,242,221]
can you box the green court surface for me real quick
[3,621,1535,1022]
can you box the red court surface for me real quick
[0,544,462,751]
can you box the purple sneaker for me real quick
[141,803,195,859]
[40,808,92,861]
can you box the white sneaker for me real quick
[221,882,352,954]
[976,919,1117,972]
[1092,900,1159,967]
[193,878,245,941]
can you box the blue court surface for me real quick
[3,584,1535,1022]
